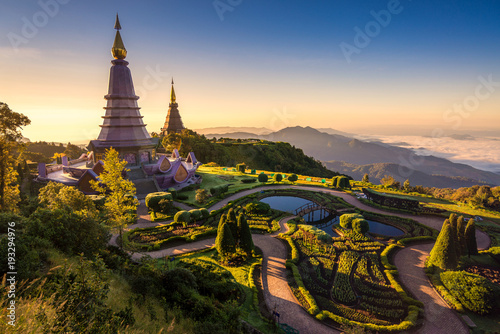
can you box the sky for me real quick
[1,0,500,143]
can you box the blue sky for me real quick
[1,0,499,141]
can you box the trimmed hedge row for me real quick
[385,270,423,307]
[286,261,319,315]
[316,304,419,332]
[428,272,464,312]
[380,244,399,270]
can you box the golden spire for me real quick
[111,14,127,59]
[170,78,176,104]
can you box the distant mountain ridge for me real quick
[200,126,500,188]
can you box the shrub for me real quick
[237,214,254,255]
[240,178,257,183]
[189,209,203,222]
[176,194,188,200]
[87,195,105,210]
[298,224,332,243]
[200,208,210,219]
[258,173,268,183]
[337,176,351,188]
[352,218,369,234]
[273,173,283,183]
[174,211,191,225]
[195,189,209,203]
[145,192,173,212]
[167,187,177,200]
[440,271,500,314]
[287,174,298,182]
[210,184,229,197]
[339,213,364,229]
[236,163,246,173]
[245,201,270,214]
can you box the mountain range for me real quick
[197,126,500,188]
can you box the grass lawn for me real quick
[177,166,333,207]
[163,248,276,333]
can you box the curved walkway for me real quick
[120,185,491,334]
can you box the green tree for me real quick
[162,132,182,152]
[63,142,84,159]
[337,176,351,189]
[361,173,370,183]
[273,173,283,183]
[215,222,236,257]
[0,103,30,212]
[428,220,458,270]
[403,179,411,192]
[258,173,268,183]
[465,218,478,257]
[195,188,209,204]
[237,213,253,256]
[380,175,396,188]
[352,218,369,234]
[38,182,98,219]
[448,214,462,258]
[90,148,138,247]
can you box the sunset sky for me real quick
[1,0,499,142]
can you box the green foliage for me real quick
[465,218,478,256]
[258,173,268,183]
[25,208,109,257]
[90,148,138,242]
[215,222,236,257]
[440,271,500,314]
[288,173,298,182]
[189,209,203,222]
[352,218,369,234]
[240,178,257,183]
[39,182,98,218]
[332,251,359,304]
[210,184,229,197]
[167,187,177,200]
[245,201,270,214]
[200,208,210,219]
[339,213,364,229]
[429,220,458,270]
[168,129,337,177]
[195,188,209,203]
[361,173,370,183]
[298,224,332,243]
[273,173,283,183]
[236,163,246,173]
[145,192,173,212]
[0,102,30,212]
[237,213,254,256]
[337,176,351,189]
[174,210,191,225]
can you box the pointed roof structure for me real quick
[160,78,185,135]
[88,15,156,165]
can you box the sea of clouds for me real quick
[356,134,500,174]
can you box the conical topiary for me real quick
[457,215,468,255]
[237,213,254,256]
[216,222,236,257]
[465,218,478,257]
[429,220,458,270]
[448,214,462,258]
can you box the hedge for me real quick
[286,261,319,315]
[385,270,423,307]
[428,272,465,313]
[381,244,400,270]
[316,305,419,332]
[397,236,435,246]
[145,192,173,212]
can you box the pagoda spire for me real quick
[111,14,127,59]
[170,78,176,104]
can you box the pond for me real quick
[260,196,339,237]
[366,220,405,237]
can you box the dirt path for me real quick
[121,185,491,334]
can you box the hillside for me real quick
[325,161,490,188]
[163,130,340,178]
[207,126,500,188]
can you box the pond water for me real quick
[366,220,405,237]
[260,196,339,237]
[260,195,404,237]
[259,196,312,213]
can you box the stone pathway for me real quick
[116,185,492,334]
